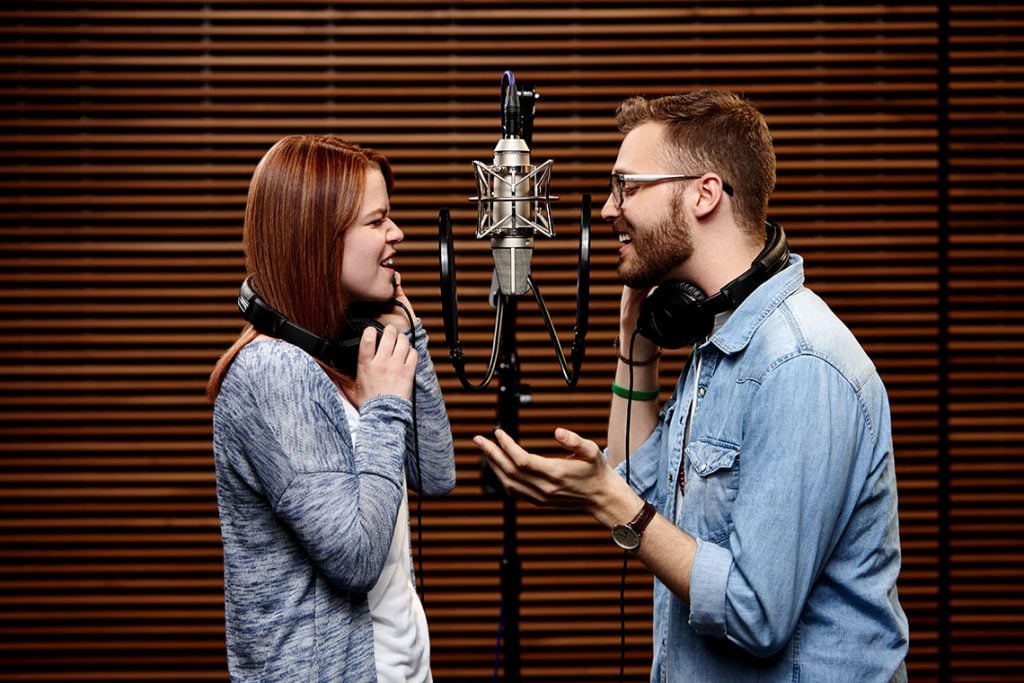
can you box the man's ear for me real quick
[692,174,726,218]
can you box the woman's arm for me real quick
[403,322,456,496]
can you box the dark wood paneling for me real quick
[1,2,1021,681]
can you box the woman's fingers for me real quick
[357,324,415,400]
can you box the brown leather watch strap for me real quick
[629,499,657,536]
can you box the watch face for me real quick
[612,524,640,551]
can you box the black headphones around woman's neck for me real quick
[237,277,387,377]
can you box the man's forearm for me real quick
[588,474,697,602]
[606,341,661,467]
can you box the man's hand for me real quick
[477,426,695,599]
[619,285,660,361]
[474,428,639,526]
[620,284,653,334]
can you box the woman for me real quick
[207,135,456,682]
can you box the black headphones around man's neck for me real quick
[635,220,790,349]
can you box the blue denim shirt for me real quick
[617,255,908,682]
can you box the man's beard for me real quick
[616,199,694,289]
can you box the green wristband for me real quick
[611,382,660,401]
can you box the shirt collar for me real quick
[705,253,805,355]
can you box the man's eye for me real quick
[621,184,639,196]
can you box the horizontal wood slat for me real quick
[2,1,1022,681]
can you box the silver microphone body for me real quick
[472,136,556,296]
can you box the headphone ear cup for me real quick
[760,221,790,276]
[337,314,386,377]
[636,281,710,349]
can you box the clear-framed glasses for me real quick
[608,173,734,208]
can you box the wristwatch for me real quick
[611,500,657,551]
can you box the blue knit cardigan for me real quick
[212,324,455,682]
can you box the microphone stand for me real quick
[495,297,522,681]
[437,75,591,682]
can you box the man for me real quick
[474,89,909,681]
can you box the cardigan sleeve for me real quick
[399,320,456,497]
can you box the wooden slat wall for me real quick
[1,2,1021,680]
[945,4,1024,679]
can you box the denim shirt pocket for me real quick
[681,440,741,544]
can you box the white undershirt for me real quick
[341,395,432,683]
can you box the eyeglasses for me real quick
[608,173,734,208]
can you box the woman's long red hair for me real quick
[206,135,393,401]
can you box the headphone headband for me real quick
[708,220,790,312]
[238,277,368,374]
[635,221,790,349]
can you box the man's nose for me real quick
[599,193,619,222]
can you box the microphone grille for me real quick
[493,241,533,296]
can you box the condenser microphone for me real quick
[470,71,556,296]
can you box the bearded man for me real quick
[475,89,909,682]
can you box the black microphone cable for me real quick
[619,328,642,683]
[618,333,694,682]
[501,70,519,138]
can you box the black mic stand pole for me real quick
[437,73,590,682]
[495,292,522,680]
[438,210,589,681]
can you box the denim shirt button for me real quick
[699,463,708,473]
[698,386,706,397]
